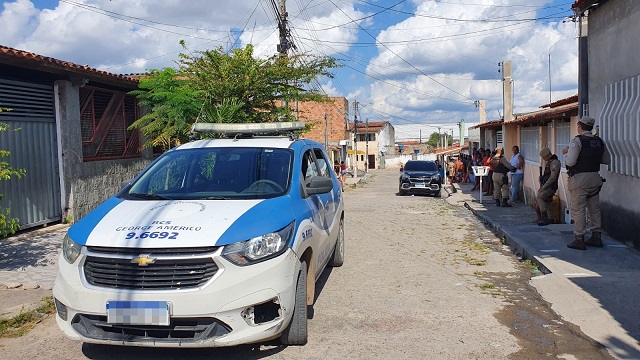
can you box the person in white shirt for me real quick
[509,146,525,203]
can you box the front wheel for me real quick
[329,217,345,267]
[280,261,308,345]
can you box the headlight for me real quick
[62,234,82,264]
[222,222,295,266]
[401,174,410,180]
[433,175,441,180]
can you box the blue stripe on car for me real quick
[215,196,296,246]
[68,197,124,245]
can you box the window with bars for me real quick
[521,127,540,164]
[80,87,141,161]
[554,122,571,168]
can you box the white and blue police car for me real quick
[53,122,345,347]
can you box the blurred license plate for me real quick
[107,301,169,326]
[415,183,426,188]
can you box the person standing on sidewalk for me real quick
[536,147,561,226]
[491,147,516,207]
[509,146,525,203]
[563,116,611,250]
[483,150,494,196]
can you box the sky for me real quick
[0,0,578,141]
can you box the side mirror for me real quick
[306,176,334,195]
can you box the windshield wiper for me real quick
[129,192,171,200]
[201,196,231,200]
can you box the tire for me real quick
[435,190,442,197]
[329,217,345,267]
[398,185,406,196]
[280,261,308,345]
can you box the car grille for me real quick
[84,254,219,290]
[409,176,431,182]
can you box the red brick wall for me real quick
[294,97,349,144]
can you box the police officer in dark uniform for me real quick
[563,116,611,250]
[491,147,516,207]
[536,147,561,226]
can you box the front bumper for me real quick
[400,181,441,193]
[53,248,299,348]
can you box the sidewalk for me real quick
[446,182,640,359]
[0,224,67,290]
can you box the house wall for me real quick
[55,80,152,222]
[297,97,349,146]
[516,121,574,220]
[588,0,640,248]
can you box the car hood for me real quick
[68,196,296,248]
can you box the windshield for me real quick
[404,161,437,172]
[125,147,293,200]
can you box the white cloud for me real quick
[362,0,577,126]
[1,0,578,129]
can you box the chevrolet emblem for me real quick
[131,255,156,267]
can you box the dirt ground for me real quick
[0,168,614,359]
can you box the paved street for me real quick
[446,181,640,359]
[0,168,619,359]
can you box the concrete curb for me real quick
[463,201,551,274]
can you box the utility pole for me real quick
[437,127,441,148]
[458,119,465,145]
[365,118,369,173]
[324,112,328,150]
[353,101,358,177]
[277,0,290,57]
[277,0,290,108]
[500,60,514,122]
[419,129,422,144]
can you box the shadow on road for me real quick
[82,341,287,360]
[0,232,60,270]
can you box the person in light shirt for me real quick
[508,146,525,203]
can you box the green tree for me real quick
[128,68,204,150]
[130,44,338,150]
[0,108,26,238]
[426,132,453,148]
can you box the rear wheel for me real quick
[280,261,308,345]
[329,217,345,267]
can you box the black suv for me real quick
[398,160,442,197]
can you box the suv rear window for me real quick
[404,161,437,171]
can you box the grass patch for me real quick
[465,256,487,266]
[479,283,495,289]
[465,241,490,254]
[523,259,540,273]
[0,296,55,338]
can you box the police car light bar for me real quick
[192,122,306,135]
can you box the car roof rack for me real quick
[190,122,306,141]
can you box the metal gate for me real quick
[0,79,61,229]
